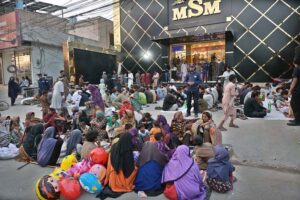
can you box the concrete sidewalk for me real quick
[0,160,300,200]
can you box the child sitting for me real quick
[207,146,235,193]
[81,130,99,160]
[137,123,150,142]
[154,132,173,159]
[149,121,161,142]
[274,90,290,116]
[192,135,214,170]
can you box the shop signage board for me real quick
[168,0,231,30]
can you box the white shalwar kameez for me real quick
[50,80,64,110]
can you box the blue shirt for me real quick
[184,71,202,92]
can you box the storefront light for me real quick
[143,51,152,60]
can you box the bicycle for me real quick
[0,100,9,111]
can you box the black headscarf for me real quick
[23,123,44,157]
[110,132,135,178]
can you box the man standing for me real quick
[135,71,141,85]
[287,46,300,126]
[128,71,134,89]
[50,76,64,110]
[184,65,202,118]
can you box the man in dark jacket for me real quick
[244,91,267,118]
[287,46,300,126]
[184,65,202,117]
[162,89,185,111]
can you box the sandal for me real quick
[229,124,239,128]
[219,127,227,131]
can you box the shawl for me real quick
[87,84,105,112]
[37,127,55,152]
[107,114,120,127]
[156,115,171,134]
[66,129,82,155]
[137,142,168,167]
[121,110,136,127]
[118,100,133,118]
[207,146,234,182]
[162,145,193,182]
[129,128,143,151]
[110,133,135,178]
[23,123,44,157]
[37,138,57,167]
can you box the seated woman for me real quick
[43,108,58,129]
[170,111,191,146]
[194,112,222,145]
[135,142,168,198]
[81,130,98,160]
[156,115,172,146]
[162,145,206,200]
[9,117,24,147]
[17,123,44,161]
[90,111,108,141]
[106,113,120,142]
[244,91,267,118]
[97,133,138,199]
[121,110,136,128]
[207,146,235,193]
[118,100,133,119]
[37,127,63,166]
[129,128,143,151]
[193,135,214,170]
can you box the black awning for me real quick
[152,23,233,45]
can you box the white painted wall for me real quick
[31,44,63,86]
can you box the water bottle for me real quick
[268,101,272,112]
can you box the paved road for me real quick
[0,85,300,200]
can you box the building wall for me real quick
[31,43,63,86]
[119,0,300,81]
[1,51,14,84]
[119,0,169,73]
[67,18,114,50]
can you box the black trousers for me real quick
[10,96,16,105]
[291,93,300,122]
[187,90,199,114]
[247,111,267,118]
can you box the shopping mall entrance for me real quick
[169,35,226,81]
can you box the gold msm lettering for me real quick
[172,0,222,21]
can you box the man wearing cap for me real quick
[288,46,300,126]
[184,65,202,118]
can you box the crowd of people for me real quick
[0,46,299,199]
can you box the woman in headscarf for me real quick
[193,135,214,170]
[129,128,143,151]
[8,76,19,106]
[194,111,222,145]
[121,109,136,128]
[118,100,133,118]
[88,84,105,112]
[37,127,63,166]
[90,111,108,141]
[156,115,172,146]
[135,142,168,198]
[17,123,44,161]
[162,145,206,200]
[207,146,235,193]
[106,113,120,142]
[66,129,82,156]
[97,133,137,199]
[170,111,191,146]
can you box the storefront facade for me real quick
[116,0,300,82]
